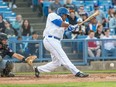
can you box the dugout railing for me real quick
[7,38,116,65]
[85,39,116,64]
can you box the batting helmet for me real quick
[0,33,8,41]
[57,7,69,16]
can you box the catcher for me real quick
[0,33,37,77]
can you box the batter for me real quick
[34,7,89,78]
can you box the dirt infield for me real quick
[0,74,116,84]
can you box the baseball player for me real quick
[0,33,37,77]
[34,7,89,78]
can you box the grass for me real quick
[16,70,116,75]
[0,82,116,87]
[84,70,116,74]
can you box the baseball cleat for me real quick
[75,72,89,77]
[33,66,40,77]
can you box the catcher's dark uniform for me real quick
[0,33,37,77]
[0,43,14,58]
[0,33,15,77]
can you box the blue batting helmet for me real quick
[57,7,69,16]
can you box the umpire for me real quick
[0,33,34,77]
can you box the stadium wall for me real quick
[13,61,116,73]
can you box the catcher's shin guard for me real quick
[1,61,15,77]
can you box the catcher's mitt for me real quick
[25,55,37,66]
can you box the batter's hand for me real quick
[25,55,37,66]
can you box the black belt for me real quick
[48,35,61,41]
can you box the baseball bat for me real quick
[71,10,100,39]
[79,10,100,26]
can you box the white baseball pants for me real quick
[37,37,80,75]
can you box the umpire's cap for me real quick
[57,7,69,16]
[0,33,8,41]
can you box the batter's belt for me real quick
[46,35,61,41]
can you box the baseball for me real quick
[110,63,114,67]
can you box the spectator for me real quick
[95,25,104,39]
[12,0,17,8]
[31,0,43,17]
[107,6,115,21]
[21,19,33,36]
[32,0,39,12]
[12,15,23,36]
[109,11,116,35]
[113,0,116,7]
[67,11,82,25]
[71,20,86,39]
[101,29,116,57]
[0,14,5,33]
[80,12,88,21]
[76,13,89,35]
[49,0,62,13]
[86,17,101,35]
[4,20,16,38]
[86,30,101,57]
[64,11,83,39]
[80,12,89,30]
[78,6,88,17]
[63,0,77,12]
[28,31,39,57]
[38,0,43,17]
[16,36,28,57]
[3,0,17,8]
[90,4,107,27]
[64,11,78,39]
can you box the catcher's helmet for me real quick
[0,33,8,41]
[57,7,69,16]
